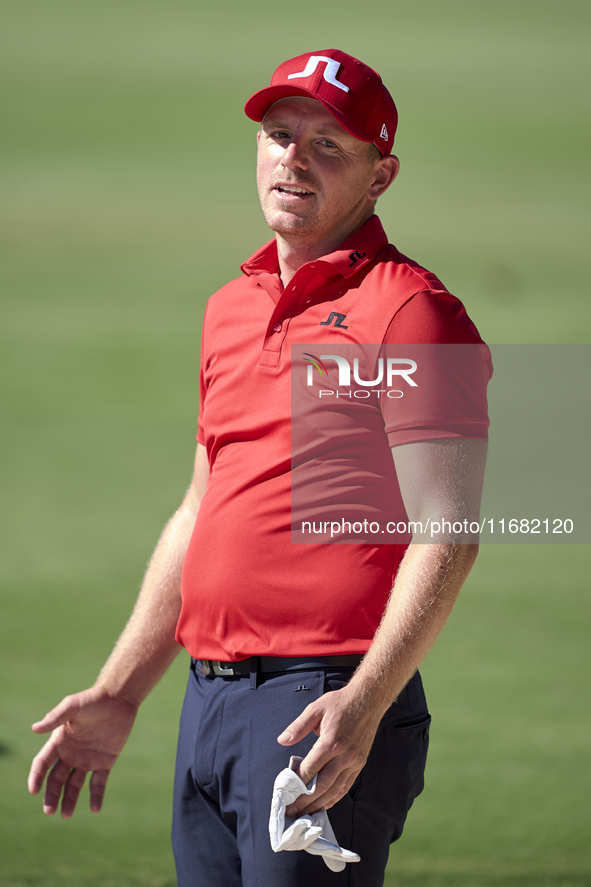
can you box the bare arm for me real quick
[28,443,209,817]
[279,438,487,816]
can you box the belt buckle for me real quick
[196,660,239,676]
[213,661,237,676]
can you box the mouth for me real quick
[274,184,314,197]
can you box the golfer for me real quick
[29,49,491,887]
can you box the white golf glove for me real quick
[269,756,360,872]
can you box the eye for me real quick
[318,138,339,149]
[269,130,291,140]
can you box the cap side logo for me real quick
[380,124,389,141]
[287,55,350,93]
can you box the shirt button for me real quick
[273,322,282,333]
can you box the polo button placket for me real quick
[259,267,336,368]
[259,275,300,366]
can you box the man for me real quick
[28,49,490,886]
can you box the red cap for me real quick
[244,49,397,156]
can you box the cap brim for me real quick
[244,85,374,145]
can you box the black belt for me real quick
[194,654,363,677]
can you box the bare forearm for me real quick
[283,439,486,815]
[347,542,478,721]
[94,500,197,707]
[28,445,208,817]
[282,542,479,815]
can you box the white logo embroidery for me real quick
[380,123,389,141]
[287,56,350,93]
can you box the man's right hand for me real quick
[28,687,138,818]
[27,445,208,820]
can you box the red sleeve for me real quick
[381,290,492,447]
[385,289,485,345]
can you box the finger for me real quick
[89,769,110,813]
[32,696,77,734]
[296,734,344,786]
[288,768,358,817]
[286,758,342,817]
[309,770,358,812]
[277,702,322,745]
[289,750,356,811]
[60,768,88,819]
[28,740,59,796]
[43,758,75,815]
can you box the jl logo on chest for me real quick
[319,312,348,329]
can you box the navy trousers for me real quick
[172,662,430,887]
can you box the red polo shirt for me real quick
[176,216,491,660]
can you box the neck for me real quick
[276,210,374,287]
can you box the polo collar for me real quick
[241,215,388,281]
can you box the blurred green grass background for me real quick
[1,1,589,885]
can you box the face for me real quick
[256,97,394,249]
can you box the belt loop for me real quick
[249,656,259,690]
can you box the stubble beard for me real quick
[259,195,321,239]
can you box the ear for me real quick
[368,155,400,201]
[257,129,261,147]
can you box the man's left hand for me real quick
[277,683,383,817]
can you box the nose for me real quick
[280,138,309,171]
